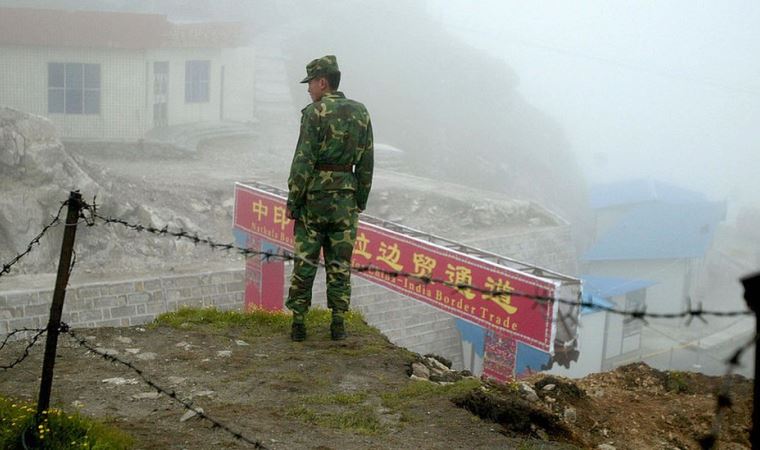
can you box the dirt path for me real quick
[1,314,752,450]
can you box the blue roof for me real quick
[580,293,615,315]
[582,275,656,298]
[590,179,706,209]
[580,275,655,314]
[583,201,725,261]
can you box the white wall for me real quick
[584,259,690,314]
[0,45,147,140]
[549,311,606,378]
[220,47,256,122]
[147,48,221,126]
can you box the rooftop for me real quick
[0,7,245,49]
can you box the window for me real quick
[185,60,210,102]
[48,63,100,114]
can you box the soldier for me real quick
[285,55,374,341]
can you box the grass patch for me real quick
[381,378,481,410]
[0,396,133,449]
[302,392,368,405]
[153,307,374,337]
[285,404,385,434]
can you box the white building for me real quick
[0,7,255,141]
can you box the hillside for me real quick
[0,308,751,450]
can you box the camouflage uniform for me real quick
[286,55,374,329]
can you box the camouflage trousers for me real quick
[285,192,358,322]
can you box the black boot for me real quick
[291,322,306,341]
[330,316,346,341]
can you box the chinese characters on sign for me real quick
[234,183,558,352]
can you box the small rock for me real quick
[518,382,540,403]
[102,377,139,386]
[168,376,187,385]
[180,407,204,422]
[411,362,430,379]
[124,348,141,354]
[542,383,556,391]
[545,396,556,403]
[597,444,616,450]
[94,347,119,356]
[136,327,146,332]
[132,392,161,400]
[563,406,577,423]
[409,374,430,382]
[115,337,133,344]
[175,341,193,350]
[71,400,84,408]
[235,340,249,346]
[254,354,268,358]
[193,390,215,398]
[217,350,232,358]
[425,357,450,373]
[136,352,157,361]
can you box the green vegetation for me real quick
[285,404,385,435]
[380,378,481,410]
[153,306,374,336]
[302,392,368,405]
[665,371,691,394]
[0,396,132,449]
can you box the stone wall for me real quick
[0,269,244,335]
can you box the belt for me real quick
[315,163,354,172]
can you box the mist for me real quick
[433,0,760,208]
[1,0,758,382]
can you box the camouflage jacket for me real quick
[287,91,374,215]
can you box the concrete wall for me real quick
[1,45,256,140]
[0,45,147,140]
[0,269,244,334]
[464,225,579,276]
[583,258,691,314]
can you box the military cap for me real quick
[300,55,340,83]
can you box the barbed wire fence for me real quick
[0,191,757,449]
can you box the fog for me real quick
[434,0,760,207]
[1,0,758,378]
[10,0,758,206]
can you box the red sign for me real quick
[234,183,558,351]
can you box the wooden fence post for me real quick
[36,191,82,418]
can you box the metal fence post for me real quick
[36,191,82,418]
[741,271,760,449]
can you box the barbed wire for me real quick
[0,201,68,280]
[0,327,47,370]
[63,325,269,449]
[698,333,756,449]
[80,205,753,323]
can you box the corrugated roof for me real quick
[583,201,726,261]
[0,8,246,49]
[0,8,169,49]
[590,178,706,209]
[581,275,656,298]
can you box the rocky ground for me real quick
[0,317,751,450]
